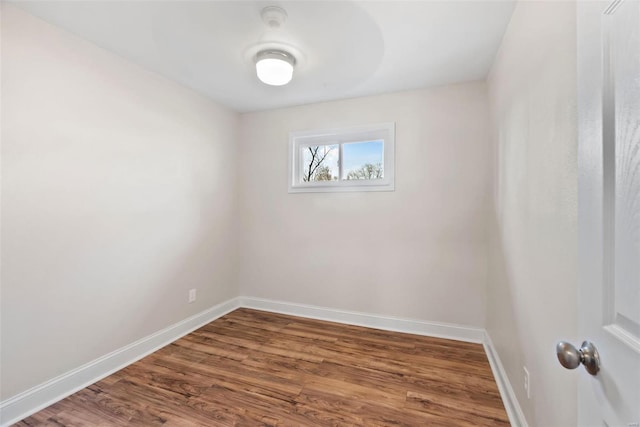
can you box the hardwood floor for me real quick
[16,308,509,426]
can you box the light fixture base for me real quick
[261,6,288,29]
[255,50,296,67]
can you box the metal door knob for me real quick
[556,340,600,376]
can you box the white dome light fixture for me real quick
[255,50,296,86]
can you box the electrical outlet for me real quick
[523,366,531,399]
[188,288,197,303]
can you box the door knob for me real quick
[556,340,600,376]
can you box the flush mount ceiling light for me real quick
[255,49,296,86]
[252,6,298,86]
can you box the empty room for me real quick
[1,0,639,426]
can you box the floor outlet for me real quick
[523,366,531,399]
[188,289,197,303]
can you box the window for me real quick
[288,122,395,193]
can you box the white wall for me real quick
[1,5,239,400]
[238,82,492,327]
[486,1,578,425]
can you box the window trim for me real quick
[288,122,395,193]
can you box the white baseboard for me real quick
[0,297,241,427]
[483,331,528,427]
[239,296,486,343]
[2,296,525,427]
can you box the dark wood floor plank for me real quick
[17,308,509,426]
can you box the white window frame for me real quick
[288,122,395,193]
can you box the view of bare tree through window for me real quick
[346,163,383,180]
[343,140,384,180]
[302,145,338,181]
[301,140,384,182]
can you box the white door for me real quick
[576,0,640,425]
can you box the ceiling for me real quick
[12,1,515,113]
